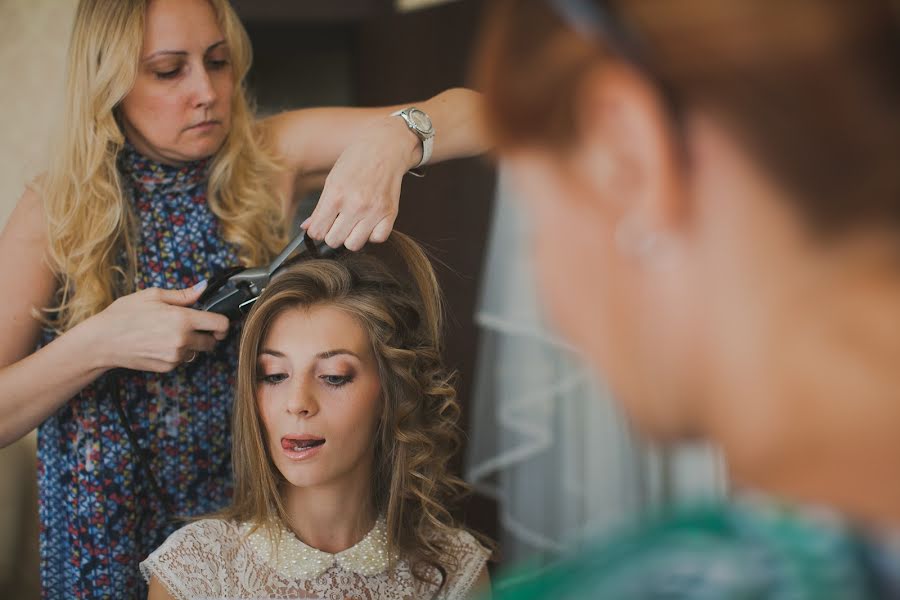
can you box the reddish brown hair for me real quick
[476,0,900,235]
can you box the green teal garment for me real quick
[492,499,899,599]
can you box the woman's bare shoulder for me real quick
[0,181,57,367]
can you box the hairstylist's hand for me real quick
[302,118,412,252]
[95,282,229,373]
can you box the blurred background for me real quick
[0,1,723,596]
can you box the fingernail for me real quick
[193,279,208,292]
[301,218,311,229]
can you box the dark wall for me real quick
[356,2,497,544]
[241,0,499,548]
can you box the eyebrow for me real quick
[259,348,361,360]
[142,39,227,62]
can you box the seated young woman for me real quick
[141,232,491,600]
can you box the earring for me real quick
[614,216,665,260]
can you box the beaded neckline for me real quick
[242,517,397,580]
[117,141,210,195]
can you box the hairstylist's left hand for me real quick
[301,117,415,252]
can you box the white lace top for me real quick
[141,517,489,600]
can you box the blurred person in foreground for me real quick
[475,0,900,598]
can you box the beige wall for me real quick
[0,0,77,225]
[0,2,77,597]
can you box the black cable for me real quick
[101,368,175,519]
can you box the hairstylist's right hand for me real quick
[95,281,230,373]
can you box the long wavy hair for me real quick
[220,232,483,589]
[40,0,285,332]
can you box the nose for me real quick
[285,380,318,418]
[191,64,217,109]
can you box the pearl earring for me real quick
[614,216,664,260]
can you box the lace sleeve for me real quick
[140,519,237,600]
[440,529,491,600]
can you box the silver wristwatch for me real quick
[391,107,434,174]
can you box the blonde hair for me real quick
[40,0,285,332]
[221,232,487,589]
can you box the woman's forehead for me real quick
[142,0,224,56]
[259,305,372,362]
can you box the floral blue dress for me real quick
[37,144,244,599]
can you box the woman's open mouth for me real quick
[280,436,326,460]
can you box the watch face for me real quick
[409,109,433,133]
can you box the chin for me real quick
[277,464,330,489]
[623,387,699,443]
[180,126,229,158]
[186,138,227,161]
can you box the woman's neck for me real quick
[280,464,377,554]
[710,237,900,529]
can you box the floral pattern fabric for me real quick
[37,143,243,599]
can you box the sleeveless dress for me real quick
[141,517,490,600]
[37,144,243,599]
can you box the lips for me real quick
[187,120,219,130]
[280,435,326,460]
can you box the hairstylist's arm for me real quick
[263,87,488,250]
[0,187,229,448]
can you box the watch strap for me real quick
[391,108,433,171]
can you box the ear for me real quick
[570,62,687,244]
